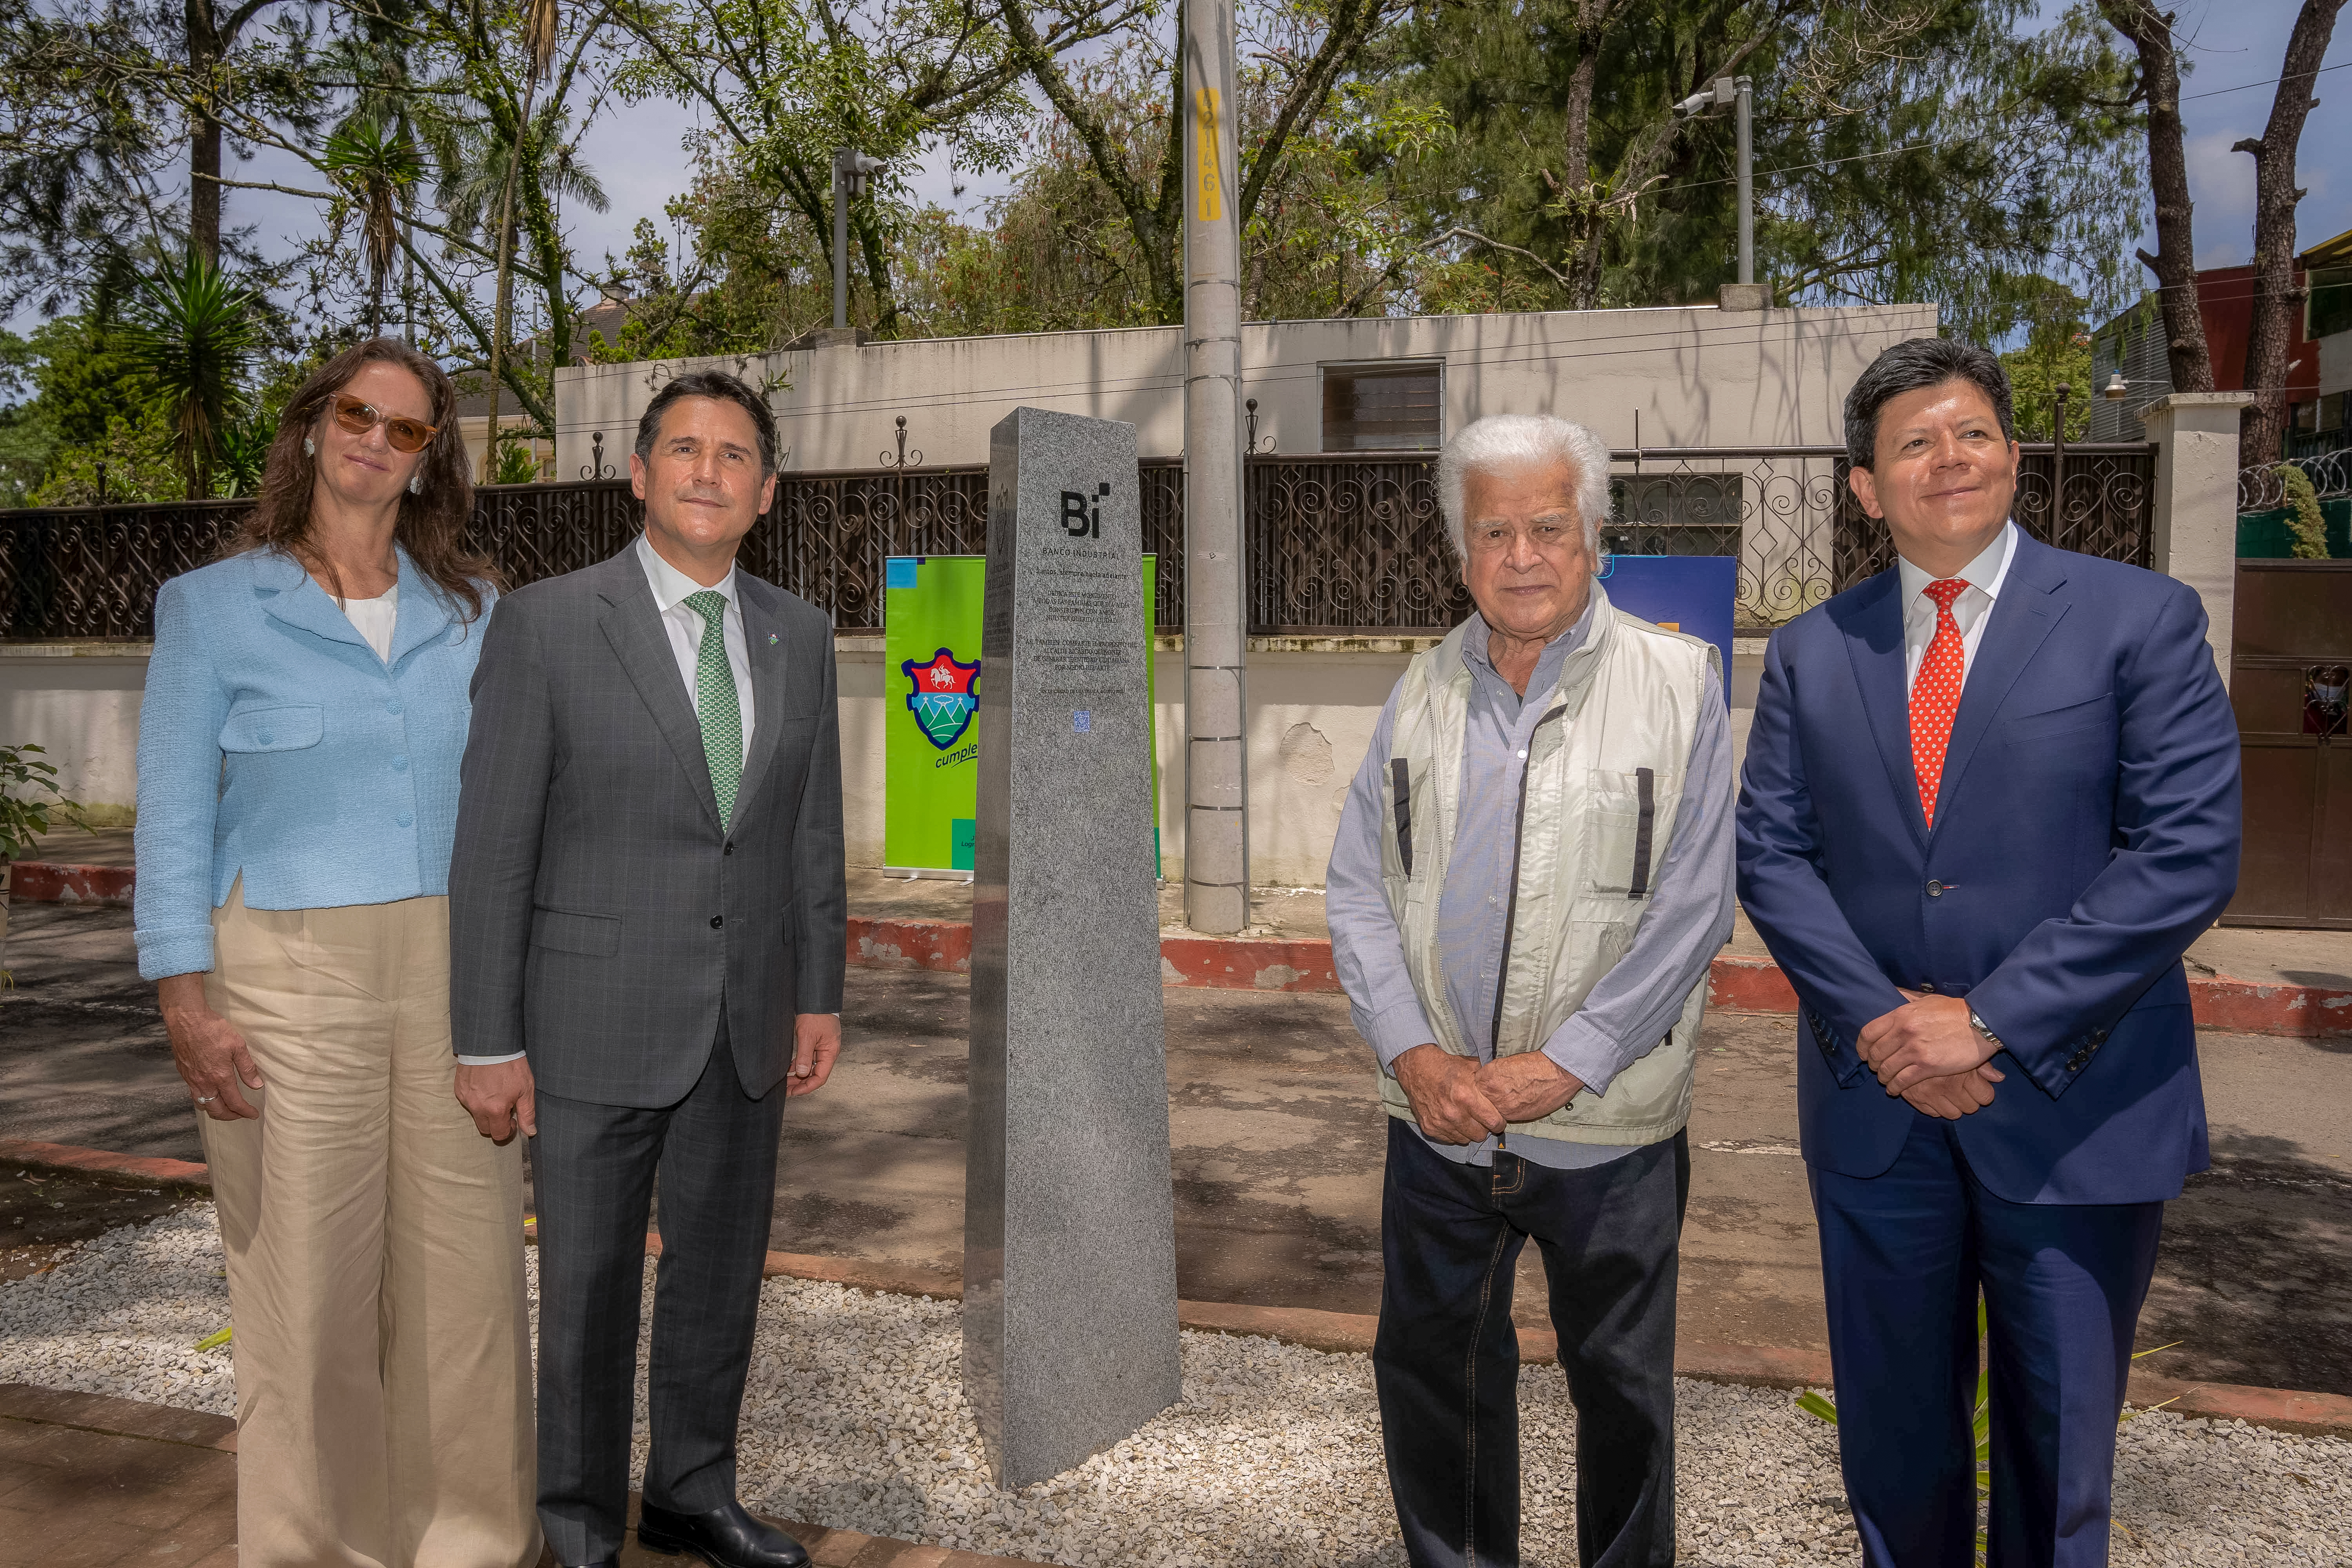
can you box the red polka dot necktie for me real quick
[1909,578,1969,826]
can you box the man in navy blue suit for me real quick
[1737,337,2240,1567]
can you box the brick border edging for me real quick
[11,1138,2351,1441]
[13,862,2347,1036]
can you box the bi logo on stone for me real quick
[1060,483,1112,538]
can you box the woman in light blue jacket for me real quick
[135,339,537,1568]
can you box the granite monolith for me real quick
[962,407,1181,1488]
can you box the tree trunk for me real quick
[482,86,537,485]
[2238,0,2347,468]
[187,0,221,267]
[2098,1,2214,398]
[1559,12,1604,309]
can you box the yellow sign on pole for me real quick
[1193,88,1223,223]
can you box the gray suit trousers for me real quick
[531,1022,781,1565]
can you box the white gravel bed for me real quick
[5,1207,2348,1566]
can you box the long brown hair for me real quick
[229,338,499,621]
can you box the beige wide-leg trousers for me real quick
[198,882,539,1568]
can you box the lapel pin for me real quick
[768,633,779,645]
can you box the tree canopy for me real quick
[0,0,2180,501]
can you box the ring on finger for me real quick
[193,1094,217,1105]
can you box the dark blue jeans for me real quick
[1374,1118,1689,1568]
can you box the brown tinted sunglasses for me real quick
[330,392,439,454]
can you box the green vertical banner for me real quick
[884,555,1159,876]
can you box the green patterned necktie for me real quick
[684,589,742,825]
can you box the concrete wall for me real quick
[0,644,149,826]
[2,634,1768,885]
[554,303,1938,473]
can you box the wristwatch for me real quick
[1968,1009,2004,1053]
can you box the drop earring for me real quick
[408,473,423,495]
[303,436,315,457]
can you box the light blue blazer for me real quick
[133,546,495,980]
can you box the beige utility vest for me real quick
[1376,584,1718,1147]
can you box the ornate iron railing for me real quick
[0,443,2156,642]
[0,499,249,641]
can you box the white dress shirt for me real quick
[339,584,397,662]
[1897,519,2017,693]
[635,532,756,757]
[455,537,759,1068]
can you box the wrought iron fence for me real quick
[0,443,2157,642]
[0,499,248,641]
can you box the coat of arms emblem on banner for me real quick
[902,648,982,750]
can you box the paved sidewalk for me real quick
[0,1383,1051,1568]
[10,898,2352,1397]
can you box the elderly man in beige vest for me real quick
[1327,414,1734,1568]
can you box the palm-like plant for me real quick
[323,116,424,337]
[117,252,260,499]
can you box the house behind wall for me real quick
[556,303,1934,471]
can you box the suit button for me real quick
[2068,1050,2089,1070]
[724,842,734,856]
[710,915,724,929]
[1918,980,1937,993]
[256,732,274,746]
[390,754,409,773]
[1926,880,1945,897]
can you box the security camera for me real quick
[1673,76,1738,119]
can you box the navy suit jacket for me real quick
[1735,532,2241,1205]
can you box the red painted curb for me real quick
[0,1138,211,1190]
[1159,933,1339,992]
[5,861,133,907]
[13,863,2347,1036]
[848,915,973,975]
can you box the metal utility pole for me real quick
[1735,76,1753,287]
[1180,0,1249,935]
[1673,76,1757,294]
[832,149,884,331]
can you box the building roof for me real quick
[2300,225,2352,270]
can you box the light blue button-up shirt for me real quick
[1326,593,1735,1169]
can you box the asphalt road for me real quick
[6,900,2348,1394]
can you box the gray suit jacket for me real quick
[450,544,847,1105]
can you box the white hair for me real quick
[1436,414,1611,560]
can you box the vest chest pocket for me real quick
[1582,767,1659,898]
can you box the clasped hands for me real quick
[1857,989,2005,1119]
[1392,1043,1586,1145]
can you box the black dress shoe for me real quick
[636,1499,810,1568]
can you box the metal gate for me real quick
[2225,561,2352,928]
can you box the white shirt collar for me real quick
[1895,519,2016,607]
[635,532,739,615]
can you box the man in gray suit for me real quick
[450,369,846,1568]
